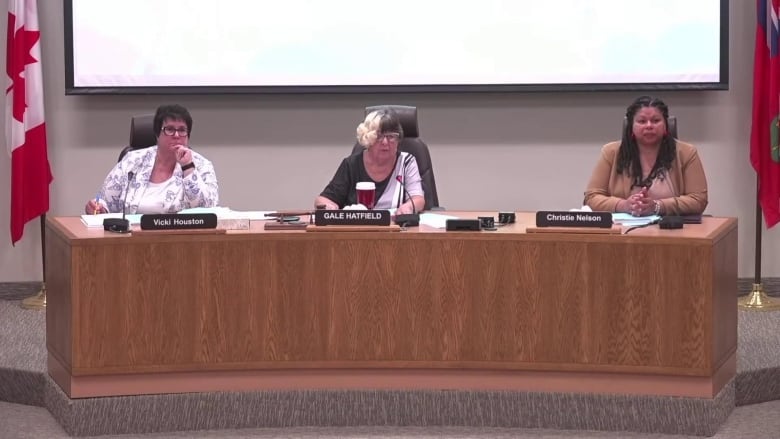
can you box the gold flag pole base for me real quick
[20,283,47,310]
[738,283,780,311]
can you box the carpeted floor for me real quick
[2,399,780,439]
[2,281,780,438]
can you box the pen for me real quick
[94,194,100,215]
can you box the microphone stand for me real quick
[394,175,419,227]
[104,171,135,233]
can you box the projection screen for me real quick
[64,0,728,95]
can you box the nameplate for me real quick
[535,211,612,228]
[314,210,391,226]
[140,213,218,230]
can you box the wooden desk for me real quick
[45,213,737,399]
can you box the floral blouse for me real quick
[95,146,219,214]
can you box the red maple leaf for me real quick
[6,12,41,124]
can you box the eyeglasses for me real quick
[376,132,401,142]
[162,126,189,137]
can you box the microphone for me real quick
[103,171,135,233]
[394,175,419,227]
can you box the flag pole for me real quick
[739,179,780,310]
[20,213,46,310]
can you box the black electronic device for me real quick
[498,212,516,224]
[446,219,481,231]
[478,216,496,231]
[659,216,684,229]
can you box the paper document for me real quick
[81,213,142,228]
[420,213,459,229]
[178,206,232,215]
[569,206,593,212]
[612,213,660,226]
[222,210,276,220]
[179,207,275,220]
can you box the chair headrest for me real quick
[622,115,678,139]
[365,105,419,138]
[129,114,156,149]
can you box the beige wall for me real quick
[0,1,771,281]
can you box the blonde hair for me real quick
[355,109,404,148]
[356,111,381,148]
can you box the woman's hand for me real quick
[315,196,339,210]
[174,145,193,166]
[628,188,654,216]
[395,201,415,215]
[85,199,107,215]
[396,203,414,215]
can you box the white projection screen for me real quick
[64,0,728,95]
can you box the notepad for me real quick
[81,213,142,228]
[179,207,275,220]
[419,213,459,229]
[612,213,660,227]
[177,206,232,215]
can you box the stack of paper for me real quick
[419,213,459,229]
[179,207,275,220]
[81,213,142,228]
[612,213,660,227]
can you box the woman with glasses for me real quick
[85,104,219,214]
[316,108,425,214]
[583,96,708,216]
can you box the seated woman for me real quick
[85,104,219,214]
[584,96,708,216]
[316,109,425,214]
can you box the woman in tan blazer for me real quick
[584,96,708,216]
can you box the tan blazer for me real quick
[584,140,708,215]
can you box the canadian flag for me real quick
[6,0,52,245]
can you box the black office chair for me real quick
[117,114,156,162]
[351,105,441,209]
[622,116,678,139]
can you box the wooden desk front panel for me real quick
[45,227,74,370]
[59,230,722,377]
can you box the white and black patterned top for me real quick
[320,150,424,209]
[95,146,219,214]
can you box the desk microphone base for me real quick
[394,214,419,227]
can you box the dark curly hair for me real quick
[616,96,676,188]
